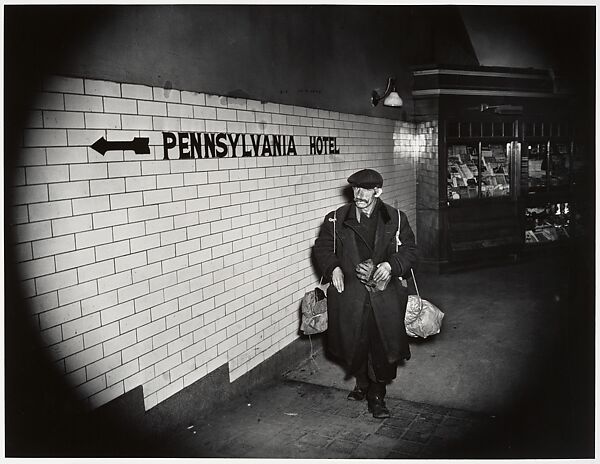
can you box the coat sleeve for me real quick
[312,210,341,281]
[388,210,419,278]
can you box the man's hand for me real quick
[355,261,372,284]
[373,262,391,282]
[332,266,344,293]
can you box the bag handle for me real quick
[396,209,423,312]
[328,210,337,254]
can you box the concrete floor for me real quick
[285,245,595,457]
[287,252,567,414]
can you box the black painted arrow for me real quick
[91,137,150,156]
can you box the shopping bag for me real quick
[394,209,444,338]
[405,294,444,338]
[300,286,328,335]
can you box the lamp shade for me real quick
[383,91,403,107]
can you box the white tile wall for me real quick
[9,75,419,411]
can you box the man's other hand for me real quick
[373,262,391,282]
[332,267,344,293]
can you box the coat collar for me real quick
[335,199,395,256]
[337,199,392,226]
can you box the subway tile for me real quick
[10,184,48,205]
[114,251,147,274]
[89,383,125,410]
[167,103,193,118]
[84,79,121,97]
[85,113,121,129]
[39,300,81,329]
[16,147,47,167]
[90,178,125,196]
[65,343,103,373]
[43,111,85,129]
[181,91,205,105]
[65,94,104,112]
[205,94,227,108]
[52,214,94,237]
[98,270,132,294]
[78,259,115,283]
[152,116,180,132]
[29,199,72,222]
[43,76,84,94]
[47,335,84,362]
[141,161,170,176]
[34,92,65,111]
[226,121,246,134]
[95,240,130,261]
[100,300,134,326]
[143,188,172,205]
[110,191,143,210]
[122,115,153,130]
[54,248,95,272]
[62,312,101,340]
[118,280,150,303]
[193,106,216,119]
[32,234,76,259]
[104,97,137,114]
[49,181,89,201]
[75,227,113,251]
[86,352,121,379]
[216,108,236,121]
[10,221,51,244]
[122,83,153,100]
[13,242,33,263]
[180,118,205,132]
[70,163,108,181]
[113,222,146,241]
[106,359,139,387]
[26,165,69,184]
[24,129,67,147]
[130,233,160,253]
[139,345,168,371]
[153,86,181,103]
[158,201,185,218]
[17,256,55,280]
[128,204,159,222]
[67,129,106,147]
[80,290,118,317]
[138,100,167,116]
[108,161,142,178]
[205,120,226,133]
[160,228,187,246]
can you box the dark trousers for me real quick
[349,297,397,399]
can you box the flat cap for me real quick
[347,169,383,188]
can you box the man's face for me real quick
[353,186,381,212]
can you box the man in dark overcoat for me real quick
[313,168,419,418]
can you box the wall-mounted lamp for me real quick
[371,77,403,107]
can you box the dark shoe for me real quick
[347,385,368,401]
[367,396,390,419]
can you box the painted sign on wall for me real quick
[91,134,339,159]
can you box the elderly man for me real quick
[313,168,419,418]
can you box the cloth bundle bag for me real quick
[404,269,444,338]
[395,210,445,338]
[300,284,328,335]
[300,212,337,335]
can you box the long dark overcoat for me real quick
[313,200,419,368]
